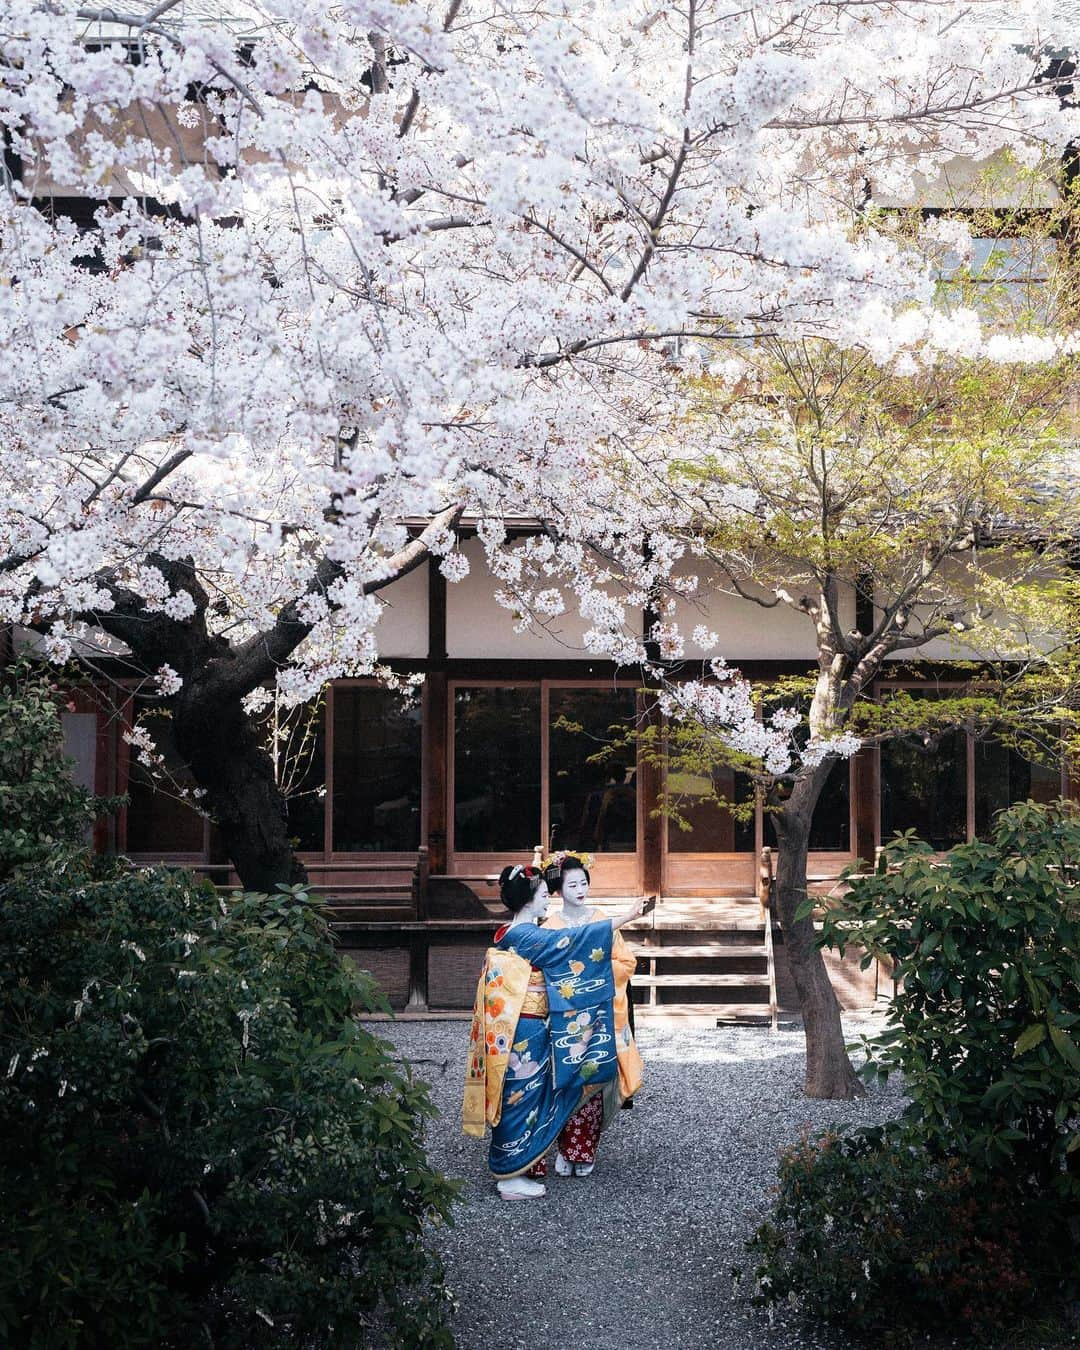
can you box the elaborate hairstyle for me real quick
[498,863,544,913]
[541,850,593,891]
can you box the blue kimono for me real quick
[487,917,618,1178]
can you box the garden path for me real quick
[380,1014,906,1350]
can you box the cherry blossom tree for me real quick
[0,0,1076,906]
[491,194,1080,1098]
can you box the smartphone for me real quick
[641,894,657,915]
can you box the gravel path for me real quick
[379,1013,907,1350]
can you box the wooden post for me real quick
[404,931,430,1012]
[424,553,449,874]
[413,845,430,921]
[852,744,878,870]
[405,846,432,1012]
[757,845,773,919]
[636,691,662,900]
[424,672,448,874]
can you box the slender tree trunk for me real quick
[173,687,307,894]
[772,768,865,1099]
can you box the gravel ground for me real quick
[378,1013,908,1350]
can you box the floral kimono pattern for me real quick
[544,907,643,1103]
[463,918,617,1179]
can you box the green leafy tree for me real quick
[745,800,1079,1342]
[0,674,458,1348]
[629,175,1080,1097]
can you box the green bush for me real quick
[0,663,101,878]
[826,799,1080,1188]
[747,800,1080,1343]
[0,862,457,1347]
[744,1126,1069,1340]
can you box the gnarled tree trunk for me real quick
[173,685,306,893]
[771,765,865,1099]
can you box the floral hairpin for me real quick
[540,850,594,872]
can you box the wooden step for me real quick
[628,944,767,959]
[634,1002,778,1021]
[632,972,772,988]
[329,907,416,923]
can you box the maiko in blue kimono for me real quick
[487,915,618,1178]
[463,864,650,1201]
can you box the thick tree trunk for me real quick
[173,687,307,895]
[772,771,865,1100]
[78,523,457,901]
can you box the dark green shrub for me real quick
[747,800,1079,1343]
[745,1125,1072,1341]
[825,799,1080,1189]
[0,663,101,878]
[0,862,458,1349]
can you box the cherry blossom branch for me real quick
[219,503,463,697]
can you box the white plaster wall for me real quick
[669,565,854,661]
[880,553,1063,662]
[373,560,429,658]
[446,539,637,659]
[871,148,1062,209]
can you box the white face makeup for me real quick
[560,868,589,908]
[523,880,550,921]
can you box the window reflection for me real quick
[974,740,1060,839]
[549,688,637,854]
[333,688,421,851]
[125,705,205,854]
[880,696,967,849]
[808,758,851,851]
[667,764,755,853]
[454,687,540,852]
[248,698,326,853]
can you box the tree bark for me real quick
[66,508,459,895]
[172,685,307,893]
[69,555,309,893]
[771,767,865,1099]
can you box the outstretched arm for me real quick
[611,894,656,932]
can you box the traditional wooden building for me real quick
[16,25,1078,1016]
[45,539,1072,1019]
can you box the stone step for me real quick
[632,972,772,988]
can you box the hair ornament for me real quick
[540,850,594,872]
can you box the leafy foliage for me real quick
[744,1128,1073,1342]
[747,800,1079,1341]
[0,679,456,1347]
[0,863,458,1349]
[0,662,103,879]
[826,799,1080,1185]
